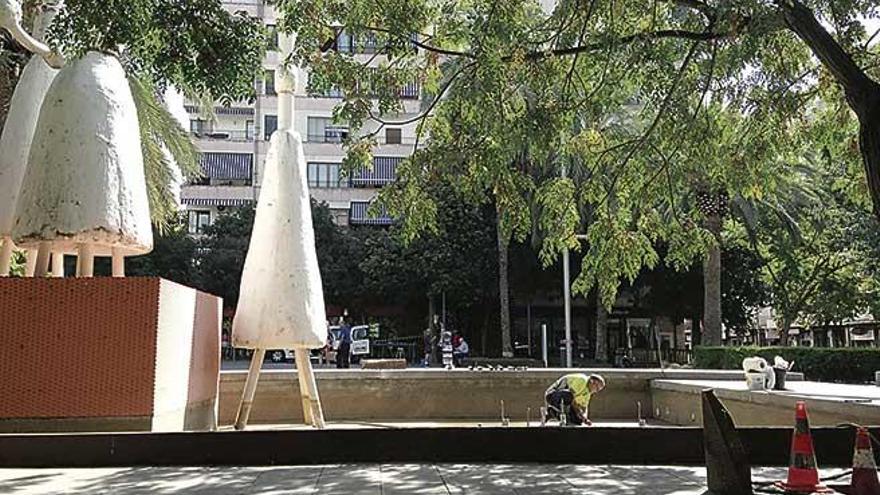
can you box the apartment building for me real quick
[180,0,421,234]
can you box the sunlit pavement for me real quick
[0,465,850,494]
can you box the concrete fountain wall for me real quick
[218,368,811,425]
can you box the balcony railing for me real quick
[307,132,348,144]
[191,130,254,143]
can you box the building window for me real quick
[266,24,279,51]
[386,128,402,144]
[264,70,276,96]
[399,82,420,99]
[264,115,278,140]
[188,211,211,234]
[307,162,346,188]
[336,31,354,53]
[190,119,208,136]
[307,116,348,143]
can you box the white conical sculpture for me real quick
[233,32,327,430]
[232,130,326,350]
[0,1,62,276]
[13,51,152,276]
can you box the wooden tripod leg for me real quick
[234,348,265,431]
[0,237,13,276]
[296,348,325,429]
[34,242,51,277]
[294,349,314,426]
[24,248,37,277]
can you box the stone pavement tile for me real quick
[243,466,327,494]
[0,467,263,495]
[314,464,381,495]
[560,465,707,495]
[379,464,449,494]
[0,468,129,495]
[436,464,578,495]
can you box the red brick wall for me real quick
[0,278,160,418]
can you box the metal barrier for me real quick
[369,336,421,364]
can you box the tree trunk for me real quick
[691,314,702,347]
[780,0,880,219]
[496,212,513,358]
[595,291,608,363]
[702,214,723,346]
[779,316,792,347]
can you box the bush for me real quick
[694,346,880,384]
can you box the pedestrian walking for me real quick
[336,317,352,369]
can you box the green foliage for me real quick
[127,213,198,287]
[48,0,264,103]
[695,346,880,384]
[194,205,255,308]
[129,75,201,231]
[7,250,25,277]
[278,0,880,315]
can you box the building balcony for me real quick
[180,185,255,208]
[192,130,254,143]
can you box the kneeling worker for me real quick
[544,373,605,426]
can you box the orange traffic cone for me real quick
[775,401,833,494]
[831,427,880,495]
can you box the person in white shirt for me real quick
[453,333,469,366]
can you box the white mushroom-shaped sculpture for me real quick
[0,1,62,276]
[13,51,152,276]
[232,35,327,429]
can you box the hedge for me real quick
[694,346,880,384]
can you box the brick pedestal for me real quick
[0,277,221,432]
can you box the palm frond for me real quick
[730,195,761,246]
[129,74,201,233]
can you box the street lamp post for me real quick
[562,164,572,368]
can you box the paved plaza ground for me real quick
[0,464,851,494]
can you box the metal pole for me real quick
[563,248,572,368]
[561,163,572,368]
[442,291,446,330]
[527,302,532,357]
[541,323,548,368]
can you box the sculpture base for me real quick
[0,277,221,432]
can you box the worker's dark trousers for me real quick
[545,389,582,425]
[337,342,351,369]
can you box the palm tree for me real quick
[496,206,514,358]
[694,188,729,346]
[727,162,822,345]
[128,75,202,232]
